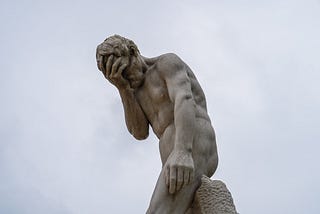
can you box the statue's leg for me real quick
[147,120,218,214]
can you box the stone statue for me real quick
[96,35,236,214]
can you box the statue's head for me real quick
[96,35,145,89]
[96,35,139,67]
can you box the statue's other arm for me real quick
[99,55,149,140]
[118,88,149,140]
[163,54,195,153]
[160,53,196,194]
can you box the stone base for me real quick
[187,176,238,214]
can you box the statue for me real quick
[96,35,236,214]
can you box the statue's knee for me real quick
[207,153,218,176]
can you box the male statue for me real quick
[96,35,218,214]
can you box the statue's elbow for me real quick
[133,132,149,140]
[130,128,149,140]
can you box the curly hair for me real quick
[96,34,140,58]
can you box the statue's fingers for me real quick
[183,169,190,187]
[169,166,177,194]
[165,166,170,187]
[176,168,184,191]
[110,57,122,77]
[189,170,195,184]
[96,45,102,59]
[96,55,104,72]
[118,63,128,75]
[105,55,114,78]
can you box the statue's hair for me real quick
[97,34,140,58]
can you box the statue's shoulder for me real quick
[156,53,186,76]
[157,53,183,64]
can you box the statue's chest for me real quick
[136,74,169,114]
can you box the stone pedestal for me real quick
[187,176,238,214]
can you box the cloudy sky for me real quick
[1,0,320,213]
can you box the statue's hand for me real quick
[100,55,130,90]
[165,149,195,194]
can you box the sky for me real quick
[1,0,320,213]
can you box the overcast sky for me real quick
[1,0,320,213]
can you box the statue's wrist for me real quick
[173,146,192,154]
[118,87,135,99]
[118,85,133,93]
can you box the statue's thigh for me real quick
[192,120,218,177]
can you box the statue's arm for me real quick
[118,87,149,140]
[163,54,195,153]
[97,54,149,140]
[160,54,196,193]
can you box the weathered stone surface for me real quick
[191,176,237,214]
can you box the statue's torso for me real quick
[136,66,174,138]
[136,56,211,137]
[135,57,216,167]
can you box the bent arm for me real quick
[119,87,149,140]
[96,53,149,141]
